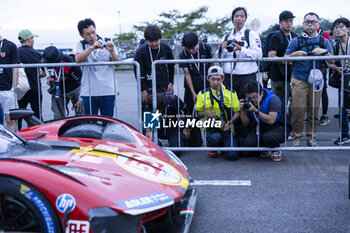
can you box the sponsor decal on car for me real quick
[114,152,188,186]
[56,193,76,213]
[69,147,189,187]
[20,184,56,233]
[115,192,174,215]
[57,167,112,185]
[65,220,90,233]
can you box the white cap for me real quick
[208,66,224,77]
[308,69,324,92]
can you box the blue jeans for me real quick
[82,95,115,118]
[206,129,239,160]
[338,89,349,137]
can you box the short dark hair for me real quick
[77,18,96,35]
[245,80,263,95]
[231,7,247,21]
[333,17,350,28]
[304,12,319,20]
[182,32,198,49]
[144,25,162,41]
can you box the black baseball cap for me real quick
[42,46,64,63]
[279,10,295,21]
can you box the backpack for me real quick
[296,35,325,51]
[260,30,297,72]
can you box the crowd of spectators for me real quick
[1,8,349,162]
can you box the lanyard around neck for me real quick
[148,46,160,63]
[190,49,200,73]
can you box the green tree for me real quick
[113,32,139,58]
[133,6,231,42]
[261,18,334,37]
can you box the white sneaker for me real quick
[270,151,282,162]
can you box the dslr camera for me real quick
[102,42,108,48]
[226,39,245,52]
[47,81,61,99]
[242,97,254,110]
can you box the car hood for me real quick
[12,139,189,215]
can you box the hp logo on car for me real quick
[56,193,76,213]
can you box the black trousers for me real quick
[223,73,257,100]
[239,125,284,156]
[18,89,42,129]
[184,85,205,114]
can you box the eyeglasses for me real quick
[334,24,346,30]
[304,20,319,25]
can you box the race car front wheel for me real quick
[0,176,62,232]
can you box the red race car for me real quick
[0,109,197,233]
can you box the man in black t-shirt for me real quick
[17,29,44,129]
[0,30,19,132]
[179,32,213,113]
[43,46,82,119]
[268,11,297,105]
[134,25,174,108]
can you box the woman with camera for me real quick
[216,7,262,99]
[239,80,284,162]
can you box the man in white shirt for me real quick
[75,18,120,117]
[216,7,262,99]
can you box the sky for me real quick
[0,0,349,50]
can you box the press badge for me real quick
[0,68,3,74]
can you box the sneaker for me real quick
[306,140,318,147]
[208,151,218,158]
[319,116,330,126]
[288,132,295,141]
[292,139,301,147]
[334,136,350,145]
[270,151,282,162]
[260,151,270,158]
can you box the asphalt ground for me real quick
[37,70,350,233]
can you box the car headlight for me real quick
[161,147,187,170]
[88,207,140,233]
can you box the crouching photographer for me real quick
[195,66,240,160]
[144,92,192,156]
[42,46,82,119]
[239,80,284,162]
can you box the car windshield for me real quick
[0,125,26,155]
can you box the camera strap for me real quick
[209,85,227,122]
[339,37,349,64]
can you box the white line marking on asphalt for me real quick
[191,180,251,186]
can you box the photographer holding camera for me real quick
[216,7,262,99]
[43,46,82,119]
[195,66,240,160]
[239,80,284,161]
[75,18,119,117]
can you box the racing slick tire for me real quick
[0,176,62,233]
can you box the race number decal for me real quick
[66,220,90,233]
[114,152,182,184]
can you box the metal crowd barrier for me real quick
[150,55,350,151]
[0,61,143,131]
